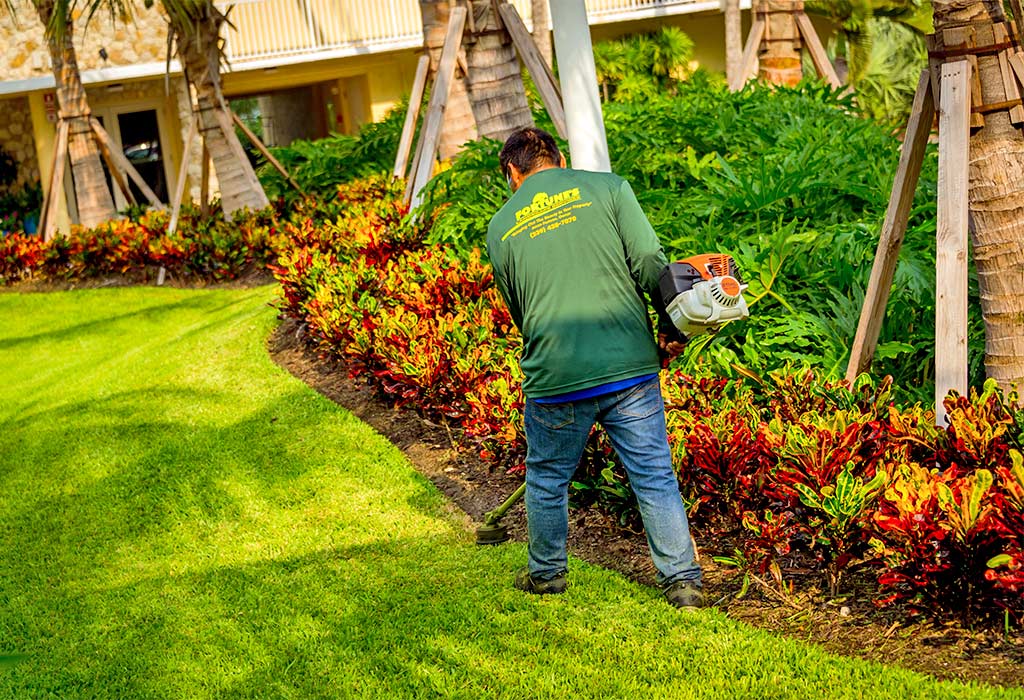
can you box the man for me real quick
[485,127,704,609]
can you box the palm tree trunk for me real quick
[933,0,1024,389]
[168,3,269,219]
[465,0,534,142]
[420,0,478,160]
[725,0,743,85]
[37,1,117,229]
[531,0,553,69]
[758,0,803,86]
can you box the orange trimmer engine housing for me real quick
[658,254,750,338]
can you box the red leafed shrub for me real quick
[0,232,47,283]
[1,201,285,285]
[268,176,1024,621]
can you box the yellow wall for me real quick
[27,92,69,233]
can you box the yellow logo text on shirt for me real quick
[502,188,585,241]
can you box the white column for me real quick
[549,0,610,172]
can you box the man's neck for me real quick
[523,164,561,181]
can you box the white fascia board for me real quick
[0,59,183,97]
[587,0,752,24]
[218,36,423,73]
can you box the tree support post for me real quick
[847,20,1024,425]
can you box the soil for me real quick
[269,317,1023,688]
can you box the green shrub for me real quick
[257,100,407,203]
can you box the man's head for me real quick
[499,127,565,192]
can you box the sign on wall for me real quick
[43,93,57,123]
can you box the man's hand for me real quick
[658,332,687,362]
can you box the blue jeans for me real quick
[523,377,702,587]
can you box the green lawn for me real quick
[0,286,1018,699]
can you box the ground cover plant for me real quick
[6,288,1020,699]
[0,204,283,284]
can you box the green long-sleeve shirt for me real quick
[486,167,669,399]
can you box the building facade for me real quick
[0,0,763,229]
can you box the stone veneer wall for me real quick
[0,1,168,81]
[0,97,40,189]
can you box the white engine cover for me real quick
[666,278,749,337]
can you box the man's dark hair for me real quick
[499,127,561,179]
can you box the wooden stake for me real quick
[200,142,211,217]
[89,118,163,207]
[404,127,426,206]
[168,118,197,236]
[795,13,841,88]
[231,111,304,194]
[498,2,568,139]
[94,126,137,207]
[935,60,972,426]
[394,55,431,179]
[40,119,70,242]
[730,20,765,91]
[211,106,266,200]
[410,6,468,210]
[846,71,934,383]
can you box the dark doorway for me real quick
[116,109,168,204]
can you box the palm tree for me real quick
[929,0,1024,391]
[531,0,552,69]
[419,0,478,160]
[158,0,269,218]
[9,0,119,229]
[806,0,931,84]
[418,1,533,158]
[464,1,533,143]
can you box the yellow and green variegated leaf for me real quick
[794,482,823,510]
[936,482,953,511]
[965,469,993,526]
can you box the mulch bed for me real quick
[272,318,1023,688]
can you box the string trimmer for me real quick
[474,254,749,545]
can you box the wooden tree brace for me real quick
[846,71,934,383]
[498,2,568,139]
[729,19,765,91]
[934,59,972,426]
[409,6,468,209]
[89,118,164,207]
[231,110,304,194]
[394,54,431,180]
[926,32,986,128]
[39,119,70,242]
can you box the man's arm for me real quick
[486,236,524,332]
[614,179,679,342]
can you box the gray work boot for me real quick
[664,580,705,609]
[514,567,567,595]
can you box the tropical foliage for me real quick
[592,26,698,102]
[268,175,1022,622]
[419,78,959,403]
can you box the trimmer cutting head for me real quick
[475,522,511,545]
